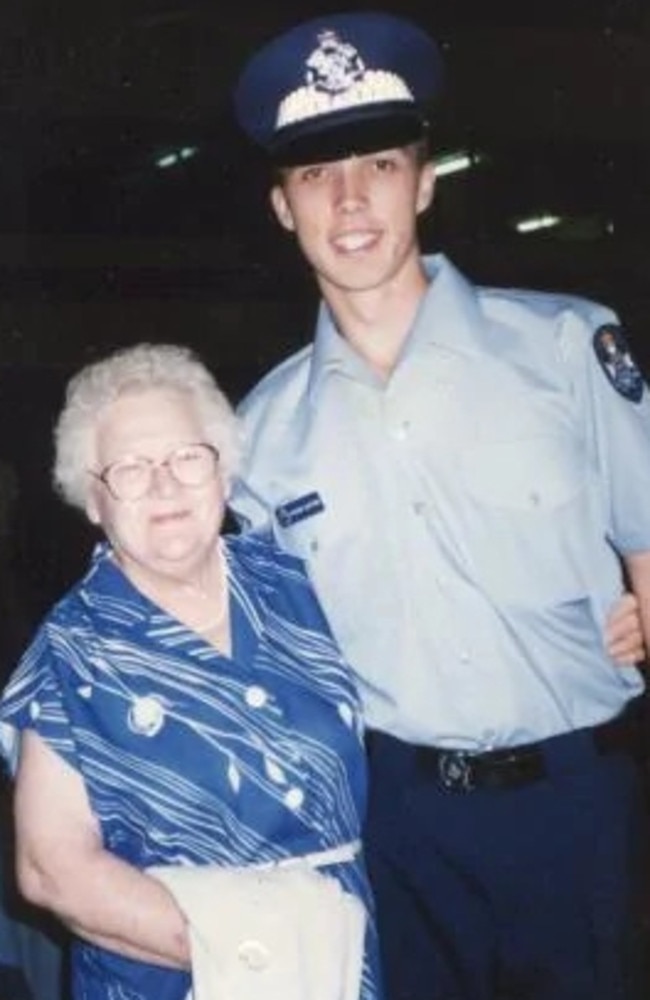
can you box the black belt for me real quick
[367,701,644,794]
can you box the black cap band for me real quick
[269,107,429,167]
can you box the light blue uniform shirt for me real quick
[232,255,650,749]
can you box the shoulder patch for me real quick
[593,324,644,403]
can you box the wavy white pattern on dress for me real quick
[1,532,380,1000]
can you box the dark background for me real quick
[0,0,649,648]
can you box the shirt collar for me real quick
[306,298,367,399]
[306,253,487,400]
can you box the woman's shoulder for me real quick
[223,529,336,638]
[20,542,130,655]
[224,528,308,582]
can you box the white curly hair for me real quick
[53,343,241,511]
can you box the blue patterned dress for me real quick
[0,532,381,1000]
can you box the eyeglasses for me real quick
[91,442,220,501]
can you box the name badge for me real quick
[275,492,325,528]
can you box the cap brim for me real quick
[268,106,428,167]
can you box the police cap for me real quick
[233,11,444,167]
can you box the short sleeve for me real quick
[570,313,650,554]
[0,624,79,777]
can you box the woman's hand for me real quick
[14,730,191,969]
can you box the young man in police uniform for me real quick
[231,12,650,1000]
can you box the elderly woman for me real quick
[0,344,380,1000]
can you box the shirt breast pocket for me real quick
[460,435,591,605]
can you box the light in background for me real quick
[155,146,198,169]
[434,151,480,178]
[514,213,562,234]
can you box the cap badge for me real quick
[306,30,365,94]
[276,28,413,131]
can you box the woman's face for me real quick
[86,386,225,584]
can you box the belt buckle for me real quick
[437,750,476,792]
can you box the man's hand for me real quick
[605,592,646,665]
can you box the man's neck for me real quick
[321,263,430,379]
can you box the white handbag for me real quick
[149,848,366,1000]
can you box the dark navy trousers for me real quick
[364,727,650,1000]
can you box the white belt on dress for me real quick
[258,837,361,871]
